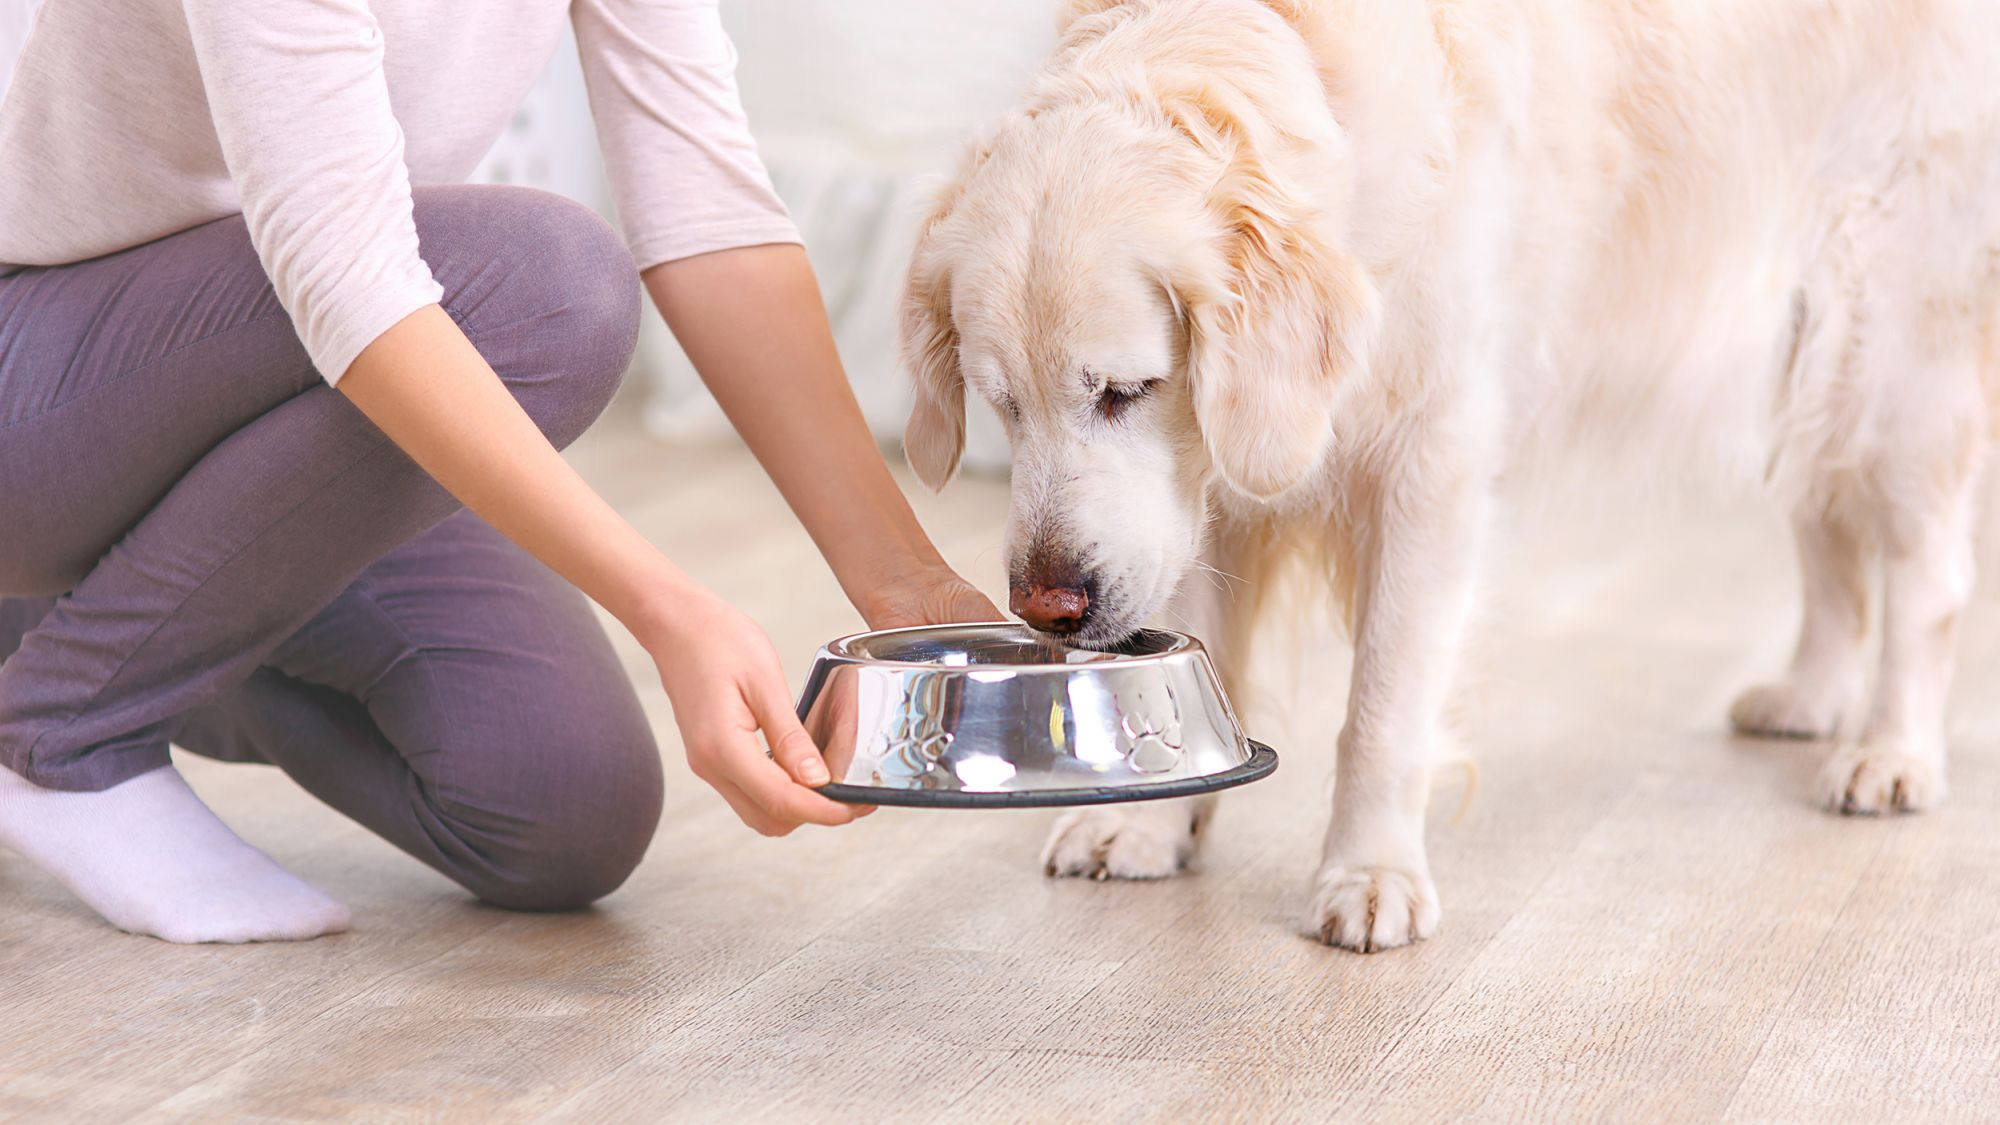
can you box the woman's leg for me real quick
[176,512,665,910]
[0,185,641,941]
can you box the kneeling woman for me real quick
[0,0,993,942]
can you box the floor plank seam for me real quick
[533,859,968,1115]
[1713,824,1896,1122]
[1314,771,1653,1119]
[920,1053,1015,1124]
[922,827,1304,1119]
[144,916,527,1114]
[998,1043,1224,1067]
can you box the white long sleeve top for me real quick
[0,0,799,381]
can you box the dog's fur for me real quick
[900,0,2000,951]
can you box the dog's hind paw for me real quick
[1308,864,1439,953]
[1041,805,1199,880]
[1817,743,1945,815]
[1729,680,1850,740]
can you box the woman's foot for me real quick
[0,764,350,943]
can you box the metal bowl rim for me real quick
[818,741,1279,808]
[817,621,1208,671]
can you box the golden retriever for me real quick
[899,0,2000,952]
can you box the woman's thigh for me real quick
[0,216,318,593]
[0,184,641,598]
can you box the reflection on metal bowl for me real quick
[796,623,1278,808]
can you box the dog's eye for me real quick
[1097,381,1157,422]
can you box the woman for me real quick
[0,0,995,943]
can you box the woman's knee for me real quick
[444,713,666,911]
[412,185,642,450]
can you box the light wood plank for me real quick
[1722,741,2000,1123]
[541,940,1123,1124]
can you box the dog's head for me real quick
[901,2,1378,645]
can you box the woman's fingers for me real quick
[686,732,786,834]
[697,736,876,833]
[766,707,830,787]
[707,773,792,837]
[758,671,880,818]
[747,659,859,798]
[690,729,864,834]
[661,608,878,834]
[741,752,863,827]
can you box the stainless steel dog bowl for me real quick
[796,623,1278,807]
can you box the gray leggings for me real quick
[0,185,665,909]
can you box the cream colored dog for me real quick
[899,0,2000,952]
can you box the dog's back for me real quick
[1432,0,2000,491]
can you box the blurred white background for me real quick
[473,1,1066,474]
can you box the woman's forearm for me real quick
[336,304,688,634]
[643,244,950,621]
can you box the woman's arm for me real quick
[339,306,865,835]
[645,244,999,627]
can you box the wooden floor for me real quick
[6,400,1998,1123]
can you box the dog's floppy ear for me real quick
[1168,90,1381,502]
[900,242,964,491]
[902,133,1005,490]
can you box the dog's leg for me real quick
[1309,450,1488,953]
[1040,797,1218,881]
[1729,501,1870,739]
[1041,533,1248,880]
[1817,451,1981,814]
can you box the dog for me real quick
[897,0,2000,952]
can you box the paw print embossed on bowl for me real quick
[1113,677,1184,774]
[870,676,955,780]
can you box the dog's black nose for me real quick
[1012,581,1091,634]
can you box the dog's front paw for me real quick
[1817,742,1945,815]
[1308,864,1439,953]
[1729,680,1850,740]
[1041,807,1197,880]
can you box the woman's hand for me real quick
[641,589,870,836]
[861,562,1003,631]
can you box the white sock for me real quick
[0,763,350,943]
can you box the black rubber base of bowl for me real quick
[819,742,1279,809]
